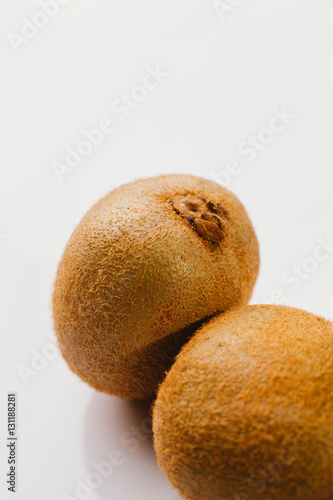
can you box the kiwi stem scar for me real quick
[170,194,227,243]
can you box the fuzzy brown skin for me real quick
[52,175,259,399]
[153,305,333,500]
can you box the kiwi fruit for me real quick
[153,305,333,500]
[52,174,259,399]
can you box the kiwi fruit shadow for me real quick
[83,392,179,500]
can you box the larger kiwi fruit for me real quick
[52,174,259,399]
[153,305,333,500]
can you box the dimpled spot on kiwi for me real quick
[170,193,227,243]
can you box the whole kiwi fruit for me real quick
[153,305,333,500]
[52,174,259,399]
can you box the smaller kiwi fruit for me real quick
[153,305,333,500]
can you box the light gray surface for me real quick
[1,1,333,499]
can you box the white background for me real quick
[1,1,333,499]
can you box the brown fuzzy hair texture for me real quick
[153,305,333,500]
[52,174,259,399]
